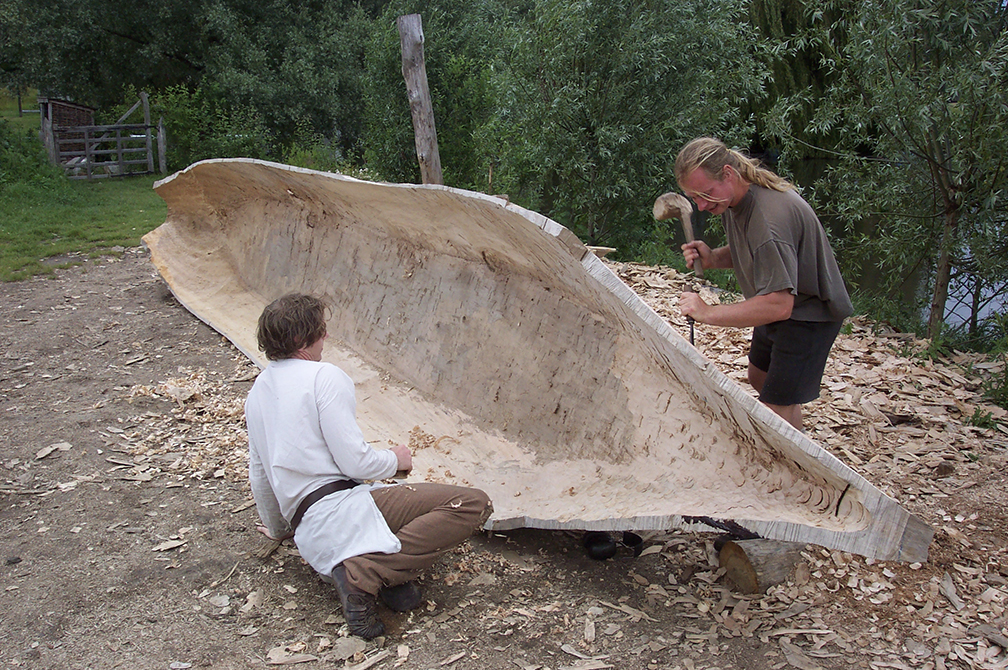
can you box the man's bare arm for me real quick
[679,289,794,328]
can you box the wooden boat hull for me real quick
[143,158,932,562]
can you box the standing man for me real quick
[675,137,853,430]
[245,294,493,639]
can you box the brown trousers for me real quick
[342,483,492,594]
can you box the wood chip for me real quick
[231,499,256,513]
[35,442,71,459]
[780,640,823,670]
[331,637,366,660]
[972,624,1008,649]
[346,650,391,670]
[152,539,187,552]
[265,645,318,665]
[597,600,657,622]
[940,572,965,611]
[559,662,612,670]
[438,651,466,666]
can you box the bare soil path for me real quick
[2,249,1007,670]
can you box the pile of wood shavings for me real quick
[611,260,1008,669]
[608,261,1008,483]
[119,365,252,482]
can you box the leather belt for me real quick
[290,479,360,531]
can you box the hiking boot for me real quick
[379,581,423,612]
[331,564,385,639]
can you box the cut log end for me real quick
[719,538,807,594]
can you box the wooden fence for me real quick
[40,92,166,180]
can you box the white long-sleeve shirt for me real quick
[245,359,400,577]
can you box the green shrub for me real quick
[0,118,66,190]
[966,406,998,429]
[918,333,954,362]
[104,86,273,172]
[983,364,1008,412]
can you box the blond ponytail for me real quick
[674,137,793,192]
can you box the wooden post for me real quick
[84,127,93,180]
[142,92,155,174]
[157,118,167,174]
[41,115,57,166]
[116,128,125,176]
[397,14,443,185]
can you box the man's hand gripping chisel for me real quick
[653,192,703,345]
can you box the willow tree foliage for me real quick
[361,0,511,190]
[744,0,844,188]
[767,0,1008,340]
[1,0,385,160]
[200,0,381,159]
[0,0,210,107]
[493,0,764,251]
[359,0,764,252]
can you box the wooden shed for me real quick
[38,96,96,128]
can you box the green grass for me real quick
[0,89,166,281]
[1,87,41,135]
[0,175,166,281]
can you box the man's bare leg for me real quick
[747,363,766,393]
[763,402,802,430]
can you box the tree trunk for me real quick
[925,131,959,341]
[970,275,981,336]
[927,207,957,339]
[397,14,443,186]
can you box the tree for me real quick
[0,0,209,106]
[493,0,764,251]
[201,0,380,159]
[1,0,385,160]
[361,0,512,189]
[359,0,764,254]
[772,0,1008,340]
[745,0,845,187]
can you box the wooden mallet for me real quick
[653,192,704,279]
[653,191,702,344]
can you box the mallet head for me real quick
[653,192,693,223]
[653,191,703,279]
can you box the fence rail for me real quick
[50,123,164,180]
[40,93,166,181]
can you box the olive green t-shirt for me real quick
[723,185,853,322]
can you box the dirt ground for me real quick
[3,248,1008,670]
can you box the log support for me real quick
[719,539,806,594]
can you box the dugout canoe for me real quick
[143,158,932,562]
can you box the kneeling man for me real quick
[245,294,493,639]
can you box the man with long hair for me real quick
[674,137,852,430]
[245,293,492,639]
